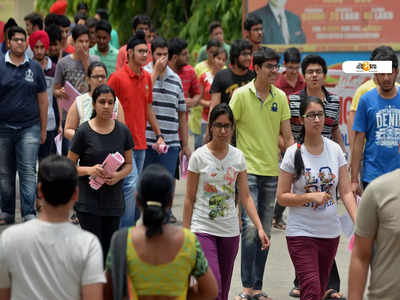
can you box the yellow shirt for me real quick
[350,79,376,111]
[230,80,291,176]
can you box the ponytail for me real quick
[142,201,168,238]
[294,123,305,181]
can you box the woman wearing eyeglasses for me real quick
[277,96,356,300]
[183,103,269,300]
[64,61,125,140]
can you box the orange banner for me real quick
[246,0,400,52]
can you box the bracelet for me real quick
[156,134,164,140]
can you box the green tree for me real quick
[36,0,242,59]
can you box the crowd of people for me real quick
[0,2,400,300]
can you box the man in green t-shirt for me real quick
[230,47,293,300]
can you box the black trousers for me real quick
[77,212,120,264]
[273,202,286,222]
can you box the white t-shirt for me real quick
[188,144,246,237]
[280,137,347,238]
[0,219,106,300]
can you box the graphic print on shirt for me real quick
[375,105,400,147]
[203,166,238,220]
[304,166,336,209]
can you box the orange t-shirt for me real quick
[108,65,152,150]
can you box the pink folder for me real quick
[62,81,81,112]
[89,152,125,190]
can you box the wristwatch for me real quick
[156,134,164,140]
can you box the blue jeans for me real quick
[240,174,277,290]
[120,149,146,228]
[0,123,40,219]
[143,146,180,177]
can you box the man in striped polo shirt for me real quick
[287,54,346,300]
[143,36,190,177]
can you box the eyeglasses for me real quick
[264,63,280,71]
[91,75,106,80]
[11,38,26,43]
[303,111,324,120]
[305,69,324,75]
[239,51,252,57]
[213,122,232,130]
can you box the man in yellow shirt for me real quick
[230,47,293,300]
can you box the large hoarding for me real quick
[246,0,400,52]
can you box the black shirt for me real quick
[70,121,134,216]
[210,68,255,104]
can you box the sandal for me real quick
[323,289,346,300]
[289,287,300,298]
[252,292,272,300]
[235,293,252,300]
[273,219,286,230]
[70,212,80,225]
[0,213,14,225]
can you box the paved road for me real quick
[1,170,353,300]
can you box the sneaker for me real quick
[169,213,177,224]
[22,214,36,222]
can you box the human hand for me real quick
[154,56,168,76]
[186,97,198,108]
[104,171,122,186]
[91,164,105,178]
[181,145,192,160]
[258,228,270,250]
[351,182,362,197]
[310,192,331,210]
[75,44,89,63]
[58,126,63,134]
[55,87,67,99]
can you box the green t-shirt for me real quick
[89,45,118,77]
[229,80,291,176]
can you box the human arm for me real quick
[37,91,48,144]
[0,289,10,300]
[338,165,357,223]
[280,119,294,151]
[188,268,218,300]
[54,83,67,99]
[67,151,106,178]
[64,101,79,140]
[347,110,356,152]
[116,101,125,124]
[348,234,374,300]
[150,57,168,86]
[183,170,200,228]
[0,237,10,300]
[237,171,270,249]
[104,149,133,186]
[179,111,191,158]
[186,94,201,108]
[350,131,365,196]
[332,126,346,152]
[82,283,103,300]
[277,169,331,208]
[146,103,164,146]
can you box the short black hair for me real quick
[229,39,252,65]
[206,38,221,50]
[56,15,71,28]
[24,13,43,30]
[168,37,188,60]
[44,13,58,28]
[74,12,87,24]
[131,15,151,30]
[253,47,280,67]
[301,54,327,75]
[86,17,98,29]
[151,36,168,53]
[95,19,111,35]
[373,51,399,69]
[71,24,89,41]
[95,8,109,21]
[77,2,89,12]
[283,47,301,64]
[45,24,62,44]
[208,21,222,35]
[8,26,26,40]
[370,45,394,60]
[38,155,78,207]
[244,14,262,31]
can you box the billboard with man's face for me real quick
[246,0,400,52]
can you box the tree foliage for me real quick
[36,0,242,58]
